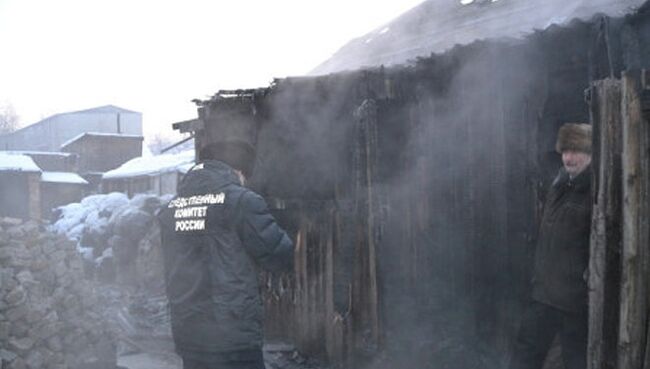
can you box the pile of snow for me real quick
[0,152,42,172]
[103,149,195,179]
[51,192,130,241]
[49,192,172,280]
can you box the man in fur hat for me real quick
[510,123,592,369]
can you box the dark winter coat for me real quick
[532,166,592,313]
[157,160,293,356]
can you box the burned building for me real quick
[174,1,650,368]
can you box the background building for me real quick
[0,153,42,219]
[60,133,144,187]
[0,152,89,220]
[3,151,79,172]
[102,150,194,197]
[40,172,89,220]
[0,105,142,152]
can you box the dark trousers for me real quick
[510,301,588,369]
[181,348,265,369]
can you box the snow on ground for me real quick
[0,152,41,172]
[50,192,172,270]
[50,192,130,240]
[52,203,92,240]
[118,352,181,369]
[116,344,326,369]
[95,246,113,265]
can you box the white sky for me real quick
[0,0,424,139]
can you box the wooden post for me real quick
[641,69,650,369]
[28,173,41,220]
[352,98,381,362]
[639,70,650,369]
[618,70,649,369]
[588,78,623,369]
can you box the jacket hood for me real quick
[177,160,241,196]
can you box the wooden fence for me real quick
[589,70,650,369]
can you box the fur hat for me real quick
[555,123,592,154]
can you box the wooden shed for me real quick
[40,172,89,220]
[0,153,42,220]
[3,151,79,172]
[60,132,143,175]
[175,2,650,369]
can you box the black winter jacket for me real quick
[532,167,592,313]
[158,160,293,356]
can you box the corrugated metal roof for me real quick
[4,105,141,137]
[66,105,140,115]
[311,0,648,75]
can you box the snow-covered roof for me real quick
[68,105,140,115]
[102,150,195,179]
[41,171,89,185]
[311,0,647,75]
[60,132,144,149]
[5,150,74,157]
[0,152,42,172]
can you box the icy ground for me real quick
[118,345,326,369]
[118,352,180,369]
[100,287,326,369]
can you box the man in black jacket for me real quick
[158,141,293,369]
[510,123,593,369]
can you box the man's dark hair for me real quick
[198,141,256,177]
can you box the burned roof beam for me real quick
[172,118,204,134]
[160,133,195,154]
[192,88,271,107]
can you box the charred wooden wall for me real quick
[186,6,650,369]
